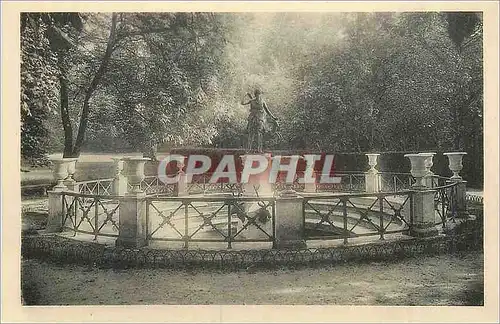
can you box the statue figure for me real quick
[241,89,279,152]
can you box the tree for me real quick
[95,13,231,156]
[20,13,83,165]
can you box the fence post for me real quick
[116,157,150,248]
[112,157,127,195]
[175,156,188,196]
[404,154,438,237]
[47,158,69,232]
[365,153,380,193]
[274,189,306,249]
[444,152,469,219]
[409,189,438,237]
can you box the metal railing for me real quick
[78,178,114,195]
[302,179,460,244]
[61,191,121,239]
[74,172,448,197]
[302,191,412,243]
[58,173,463,247]
[129,176,176,196]
[433,181,459,228]
[146,196,276,249]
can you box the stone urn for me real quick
[419,152,436,188]
[122,157,150,194]
[419,152,436,175]
[366,153,380,173]
[443,152,467,180]
[51,158,69,190]
[175,157,186,175]
[65,158,79,184]
[404,154,428,188]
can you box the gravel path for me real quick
[22,251,483,306]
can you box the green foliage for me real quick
[21,13,84,164]
[20,15,60,165]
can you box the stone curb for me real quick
[21,228,483,270]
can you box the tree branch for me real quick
[72,13,118,156]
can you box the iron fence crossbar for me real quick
[61,194,120,239]
[303,192,415,243]
[58,175,464,246]
[146,198,276,249]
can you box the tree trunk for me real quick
[59,71,75,158]
[72,13,118,157]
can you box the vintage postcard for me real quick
[2,1,499,323]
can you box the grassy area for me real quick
[21,251,483,305]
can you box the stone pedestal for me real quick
[423,175,434,189]
[115,192,150,248]
[365,153,380,193]
[47,189,65,232]
[176,171,188,196]
[409,190,438,237]
[64,180,79,193]
[365,172,380,193]
[274,192,306,249]
[172,158,188,196]
[47,158,71,232]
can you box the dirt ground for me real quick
[21,251,483,306]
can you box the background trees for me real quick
[21,12,483,186]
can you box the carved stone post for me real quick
[405,154,437,237]
[47,158,69,232]
[409,189,438,237]
[365,153,380,193]
[175,156,188,197]
[444,152,468,219]
[116,157,150,248]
